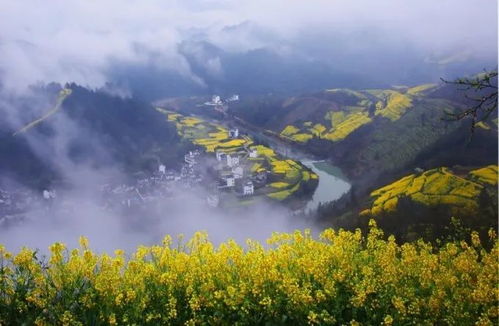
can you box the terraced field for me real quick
[361,165,498,216]
[158,109,318,202]
[277,84,440,144]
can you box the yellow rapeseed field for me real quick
[0,221,497,325]
[362,167,497,217]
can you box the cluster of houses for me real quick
[102,153,205,209]
[203,94,239,114]
[204,94,239,106]
[0,125,271,221]
[211,128,265,200]
[0,187,63,226]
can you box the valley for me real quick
[158,79,498,241]
[2,78,496,243]
[156,109,320,209]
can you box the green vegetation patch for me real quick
[290,133,313,143]
[407,83,437,95]
[280,125,300,136]
[309,123,327,137]
[269,182,290,189]
[14,88,73,136]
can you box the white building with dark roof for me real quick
[243,181,254,196]
[249,148,258,158]
[228,128,239,138]
[225,176,235,187]
[232,166,244,179]
[226,154,240,168]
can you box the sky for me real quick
[0,0,497,92]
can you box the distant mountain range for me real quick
[107,39,496,101]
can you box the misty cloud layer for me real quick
[0,87,313,254]
[0,186,310,255]
[0,0,496,94]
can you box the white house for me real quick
[184,151,200,166]
[42,190,56,200]
[227,94,239,102]
[225,177,235,187]
[243,181,254,196]
[228,128,239,138]
[159,164,166,174]
[226,154,240,168]
[42,190,51,200]
[216,151,226,162]
[212,95,222,105]
[249,148,258,158]
[232,166,244,179]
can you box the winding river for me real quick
[302,161,351,212]
[185,113,352,213]
[249,132,351,212]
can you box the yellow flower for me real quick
[383,315,394,326]
[79,236,89,249]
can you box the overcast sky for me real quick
[0,0,497,92]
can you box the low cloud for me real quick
[0,0,496,92]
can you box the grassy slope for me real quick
[276,85,425,144]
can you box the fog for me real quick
[1,183,309,255]
[0,0,496,94]
[0,89,316,254]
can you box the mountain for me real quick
[0,84,185,188]
[229,81,498,188]
[108,35,496,102]
[357,165,498,242]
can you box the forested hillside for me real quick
[0,84,185,188]
[229,82,498,185]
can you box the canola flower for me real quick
[0,222,497,325]
[362,166,497,217]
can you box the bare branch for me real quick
[441,69,498,135]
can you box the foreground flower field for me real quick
[0,222,497,325]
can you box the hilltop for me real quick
[330,165,499,242]
[361,165,498,217]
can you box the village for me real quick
[0,127,262,227]
[0,98,319,227]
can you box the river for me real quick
[249,131,352,213]
[179,112,352,213]
[302,161,351,212]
